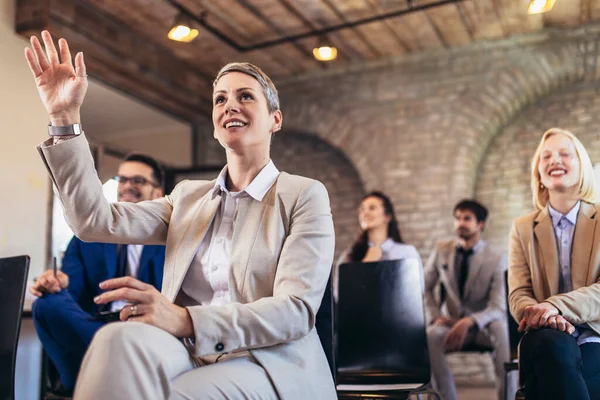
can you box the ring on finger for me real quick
[130,304,138,316]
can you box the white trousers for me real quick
[74,322,279,400]
[426,320,510,400]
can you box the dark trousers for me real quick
[520,328,600,400]
[32,290,105,390]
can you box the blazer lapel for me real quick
[165,193,222,302]
[445,243,460,299]
[229,189,274,301]
[572,202,597,289]
[533,207,560,295]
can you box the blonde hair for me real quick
[213,62,279,113]
[531,128,598,210]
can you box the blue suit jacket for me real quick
[62,236,166,315]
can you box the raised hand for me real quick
[24,30,88,126]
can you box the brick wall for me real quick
[272,26,599,258]
[196,130,365,261]
[195,26,600,261]
[270,133,365,261]
[477,82,600,255]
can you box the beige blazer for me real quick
[423,239,507,329]
[508,201,600,335]
[38,135,337,399]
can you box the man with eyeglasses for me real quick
[30,153,166,399]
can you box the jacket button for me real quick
[215,342,224,352]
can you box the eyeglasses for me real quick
[113,175,159,187]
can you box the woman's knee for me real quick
[426,325,449,345]
[90,322,151,353]
[521,329,578,364]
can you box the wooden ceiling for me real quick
[15,0,600,123]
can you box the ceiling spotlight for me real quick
[313,37,338,62]
[528,0,556,15]
[168,13,199,43]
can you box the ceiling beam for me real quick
[170,0,465,52]
[456,3,474,42]
[16,0,213,124]
[364,0,412,52]
[234,0,324,68]
[422,10,449,48]
[276,0,355,61]
[320,0,381,58]
[489,0,506,37]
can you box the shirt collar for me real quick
[456,239,485,254]
[369,238,395,251]
[211,160,279,201]
[548,200,580,228]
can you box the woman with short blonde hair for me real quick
[508,128,600,400]
[25,31,336,399]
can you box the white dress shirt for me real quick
[179,160,280,307]
[548,201,600,345]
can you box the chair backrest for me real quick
[316,274,336,382]
[336,259,429,385]
[505,270,524,359]
[0,255,30,400]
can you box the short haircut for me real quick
[123,153,165,187]
[454,199,488,223]
[213,62,280,113]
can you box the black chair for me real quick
[502,270,526,400]
[0,255,31,400]
[335,259,439,399]
[316,273,335,381]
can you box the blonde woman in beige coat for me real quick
[25,31,336,399]
[508,128,600,400]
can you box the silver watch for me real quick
[47,123,83,136]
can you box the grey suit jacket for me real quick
[37,135,337,399]
[423,239,507,329]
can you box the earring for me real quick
[540,183,544,189]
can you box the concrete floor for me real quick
[457,386,496,400]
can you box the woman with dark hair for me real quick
[333,191,421,300]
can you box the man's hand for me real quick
[432,316,455,327]
[444,317,475,352]
[362,246,383,262]
[518,302,559,332]
[30,270,69,297]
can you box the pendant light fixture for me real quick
[528,0,556,15]
[313,36,338,62]
[168,12,199,43]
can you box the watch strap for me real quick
[48,123,83,136]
